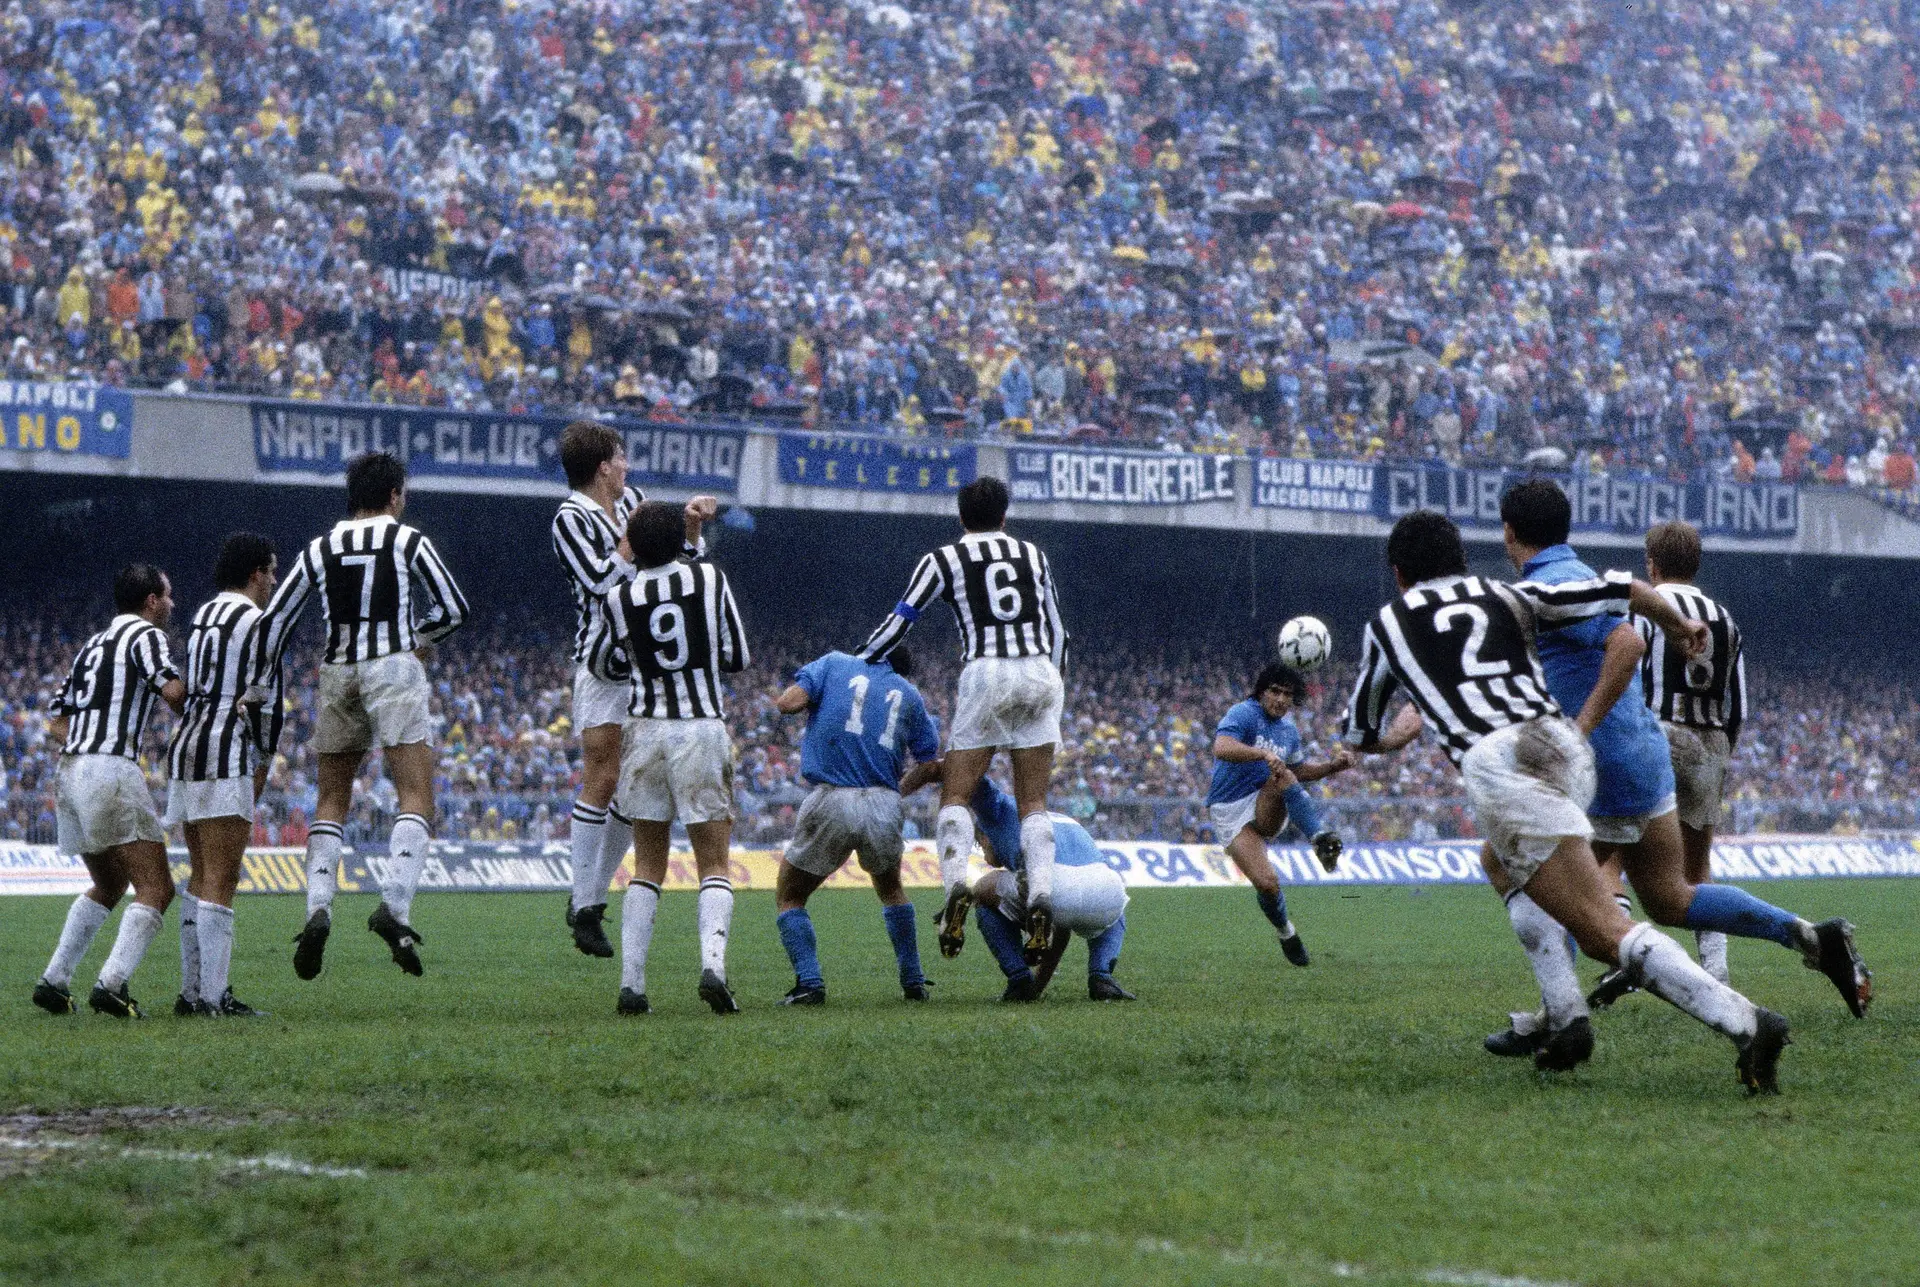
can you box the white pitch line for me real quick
[1424,1273,1578,1287]
[0,1135,367,1179]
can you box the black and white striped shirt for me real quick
[1635,583,1746,746]
[857,532,1067,666]
[553,486,640,682]
[606,561,748,719]
[255,516,469,672]
[1343,572,1635,765]
[168,592,281,782]
[58,615,178,760]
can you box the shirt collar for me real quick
[215,590,254,607]
[1521,544,1577,576]
[1411,574,1470,593]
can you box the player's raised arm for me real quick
[855,551,944,662]
[1624,578,1709,657]
[715,570,749,673]
[408,533,469,645]
[553,501,634,595]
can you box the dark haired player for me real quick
[769,645,941,1005]
[551,420,715,957]
[605,501,749,1015]
[32,564,185,1018]
[1206,662,1356,965]
[252,451,469,979]
[1483,485,1867,1058]
[167,533,281,1017]
[1344,509,1793,1093]
[856,476,1069,963]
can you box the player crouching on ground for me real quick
[167,533,281,1018]
[968,778,1133,1003]
[1343,510,1792,1094]
[1206,662,1356,966]
[769,646,942,1006]
[33,564,186,1019]
[605,502,750,1016]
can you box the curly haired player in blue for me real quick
[1206,662,1357,965]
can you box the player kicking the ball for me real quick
[769,646,942,1005]
[967,778,1133,1003]
[856,476,1068,965]
[1206,662,1356,965]
[1345,510,1791,1093]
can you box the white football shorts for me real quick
[571,664,631,732]
[1588,796,1680,847]
[1460,717,1596,889]
[784,785,905,878]
[165,776,256,825]
[616,717,734,824]
[315,654,433,754]
[57,754,166,855]
[949,656,1064,752]
[994,861,1128,937]
[1663,722,1731,831]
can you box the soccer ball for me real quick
[1277,616,1332,672]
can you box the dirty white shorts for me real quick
[1460,718,1596,889]
[784,785,905,878]
[316,654,433,754]
[616,717,733,824]
[57,754,165,855]
[949,656,1064,752]
[1663,722,1731,831]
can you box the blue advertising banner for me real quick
[777,432,976,492]
[0,381,133,459]
[1009,445,1235,505]
[251,401,743,491]
[1375,463,1798,538]
[1249,457,1376,513]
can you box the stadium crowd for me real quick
[4,0,1920,491]
[1,608,1913,848]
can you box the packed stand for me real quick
[2,607,1914,847]
[4,0,1920,489]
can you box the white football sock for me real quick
[599,807,633,897]
[621,880,660,993]
[698,876,733,977]
[1695,930,1730,984]
[198,901,235,1002]
[935,805,972,897]
[1020,812,1056,905]
[97,903,163,991]
[306,821,343,916]
[1620,921,1757,1042]
[568,800,609,910]
[383,813,431,923]
[1507,891,1588,1029]
[44,894,111,988]
[177,892,201,1004]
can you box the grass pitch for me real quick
[3,880,1917,1287]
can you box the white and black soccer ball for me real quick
[1277,615,1332,672]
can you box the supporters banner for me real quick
[5,836,1919,896]
[250,400,744,491]
[1009,446,1235,505]
[375,265,491,310]
[776,432,976,493]
[1249,458,1376,513]
[1375,463,1799,538]
[0,381,133,460]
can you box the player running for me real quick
[253,451,469,980]
[32,565,186,1019]
[1345,509,1792,1093]
[166,533,282,1018]
[966,777,1133,1002]
[768,646,942,1005]
[856,476,1069,964]
[1483,485,1867,1059]
[551,420,715,958]
[605,501,749,1016]
[1207,662,1356,965]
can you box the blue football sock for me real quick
[1255,888,1292,934]
[1281,782,1324,838]
[776,907,824,990]
[975,904,1031,981]
[882,903,925,987]
[1087,916,1124,979]
[1683,884,1803,949]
